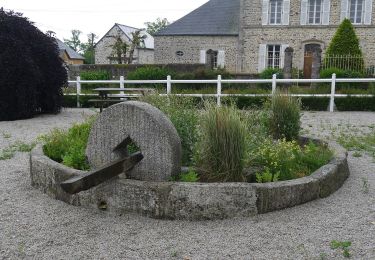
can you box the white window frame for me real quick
[308,0,323,24]
[262,0,290,25]
[342,0,372,24]
[267,45,281,69]
[269,0,283,25]
[349,0,365,24]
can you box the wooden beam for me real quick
[60,152,143,194]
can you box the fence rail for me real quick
[67,74,375,112]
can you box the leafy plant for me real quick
[2,132,11,139]
[256,168,279,183]
[0,141,36,160]
[258,67,284,89]
[251,139,333,182]
[127,66,173,80]
[140,95,199,166]
[80,70,111,90]
[269,91,301,141]
[194,103,247,182]
[41,117,95,170]
[179,169,199,182]
[330,240,352,258]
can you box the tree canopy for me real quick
[0,9,67,120]
[324,18,364,71]
[144,18,170,36]
[326,19,363,56]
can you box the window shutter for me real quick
[280,44,289,68]
[300,0,308,25]
[282,0,290,25]
[322,0,331,25]
[258,44,267,72]
[262,0,269,25]
[364,0,373,25]
[340,0,349,21]
[200,50,206,64]
[217,51,225,68]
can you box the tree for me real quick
[144,18,170,36]
[0,10,67,121]
[82,33,97,64]
[108,34,129,64]
[324,18,364,71]
[63,29,83,53]
[128,30,147,64]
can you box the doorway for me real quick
[304,44,321,78]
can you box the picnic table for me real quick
[90,88,156,112]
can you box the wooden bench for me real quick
[90,88,156,112]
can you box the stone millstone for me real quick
[86,101,182,181]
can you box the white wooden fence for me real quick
[67,74,375,112]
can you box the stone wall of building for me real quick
[240,0,375,73]
[154,36,240,72]
[95,26,154,65]
[136,48,154,64]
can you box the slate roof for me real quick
[116,23,154,49]
[156,0,240,36]
[55,38,85,60]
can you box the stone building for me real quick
[155,0,375,77]
[95,23,154,64]
[56,38,85,65]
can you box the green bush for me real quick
[194,104,247,182]
[80,70,110,81]
[259,68,284,79]
[252,139,333,182]
[324,18,364,71]
[140,95,199,166]
[269,92,301,141]
[127,66,174,80]
[41,118,95,170]
[320,68,365,89]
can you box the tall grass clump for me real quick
[40,117,95,170]
[269,91,301,141]
[194,104,247,182]
[140,94,199,165]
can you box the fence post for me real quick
[329,73,336,113]
[167,75,171,94]
[272,74,277,94]
[217,75,222,106]
[76,76,81,108]
[120,76,125,97]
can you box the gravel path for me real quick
[0,110,374,260]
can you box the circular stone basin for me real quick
[30,139,349,220]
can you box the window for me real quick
[176,51,184,57]
[213,52,218,68]
[267,45,281,68]
[308,0,323,24]
[349,0,364,23]
[269,0,283,24]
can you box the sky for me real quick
[1,0,208,42]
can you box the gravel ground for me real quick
[0,109,374,260]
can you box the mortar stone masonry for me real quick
[154,0,375,74]
[30,139,349,220]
